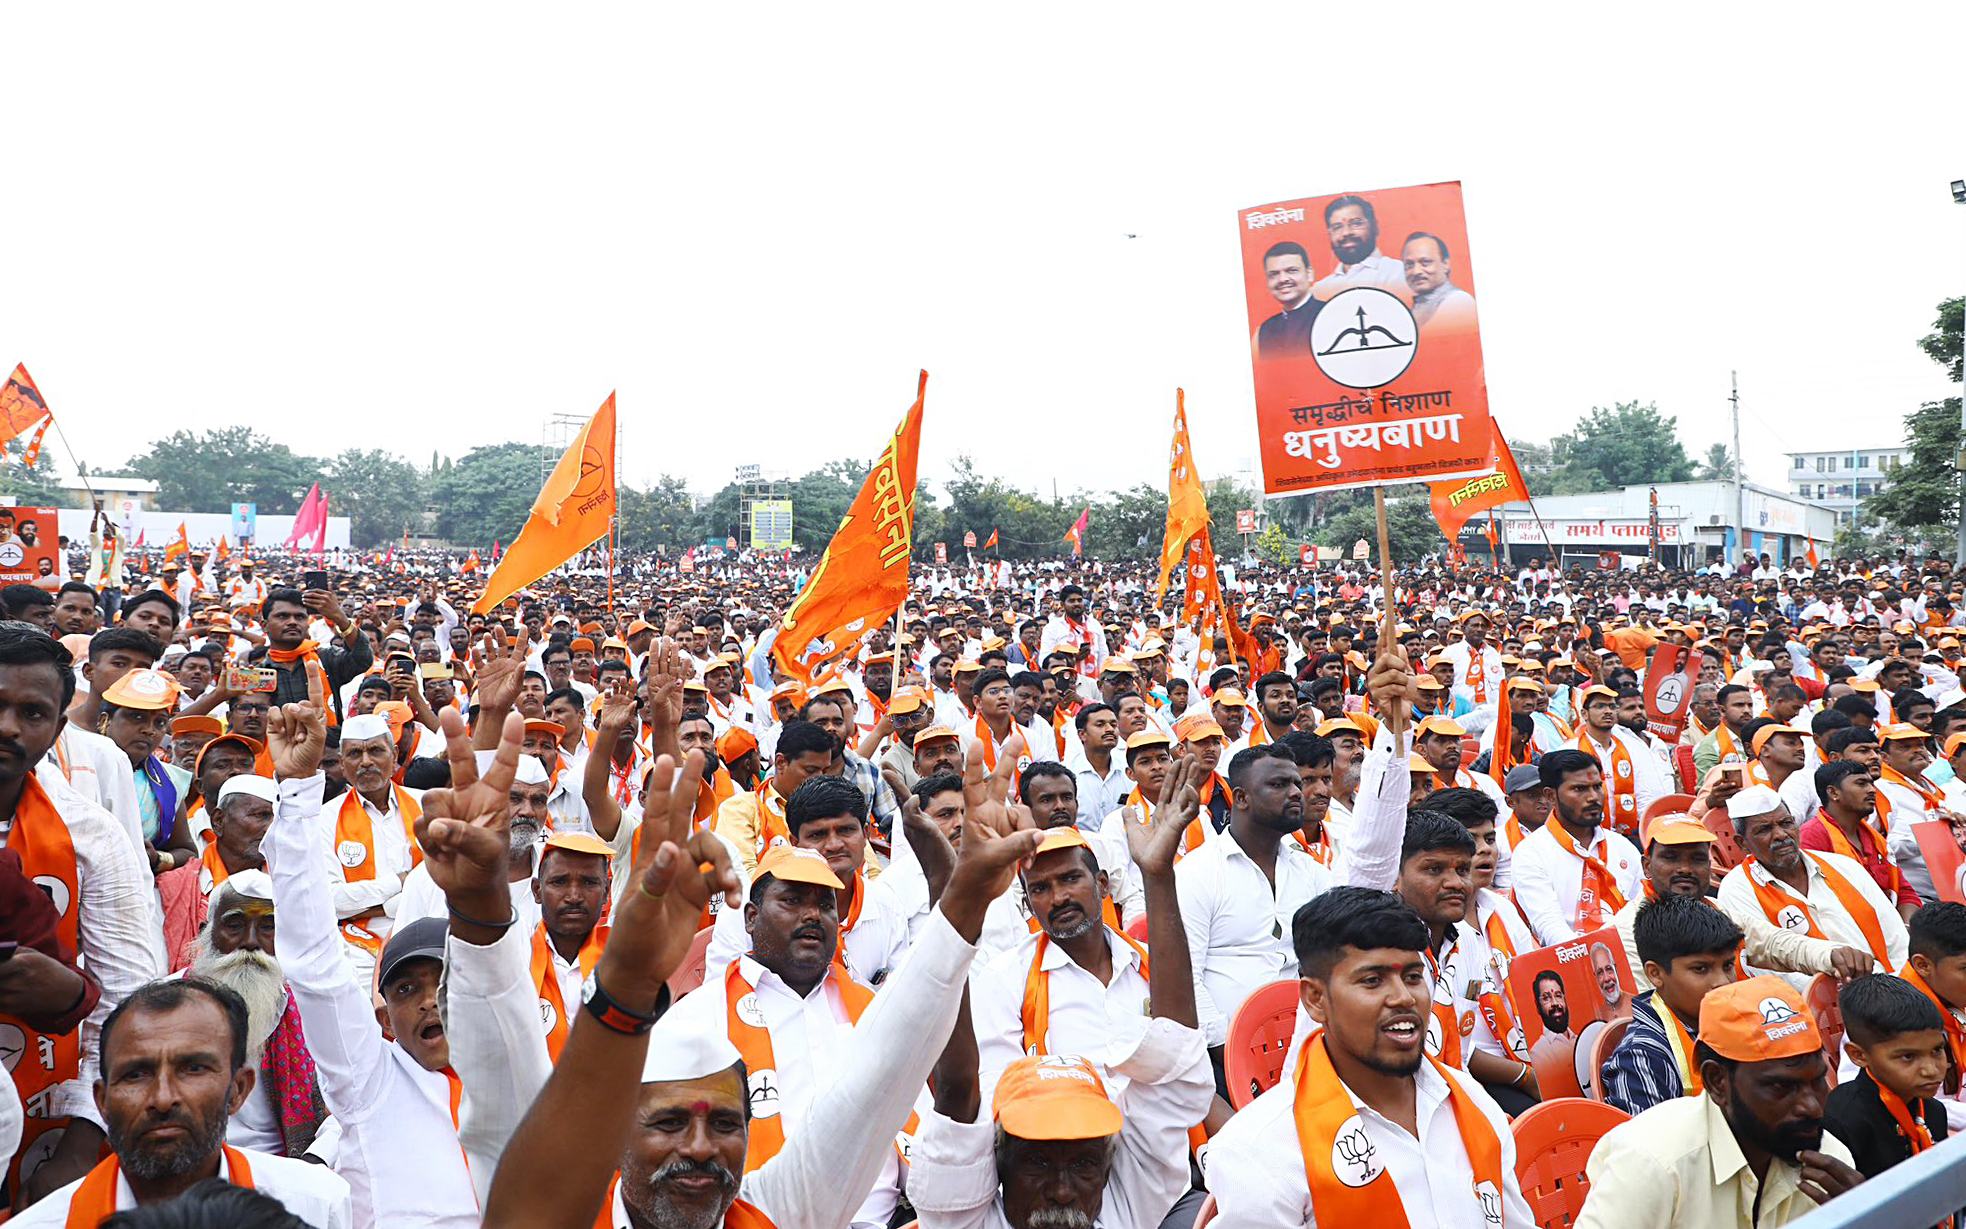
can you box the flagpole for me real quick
[1373,487,1404,748]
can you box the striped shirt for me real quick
[1601,992,1687,1118]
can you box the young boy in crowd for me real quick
[1824,974,1952,1177]
[1899,901,1966,1130]
[1602,893,1743,1116]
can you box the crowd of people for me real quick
[3,539,1966,1229]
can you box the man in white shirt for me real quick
[1206,886,1537,1227]
[1440,612,1504,719]
[1570,685,1668,843]
[1511,748,1644,946]
[324,712,425,981]
[10,979,353,1228]
[1309,193,1415,302]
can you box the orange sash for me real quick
[1877,1080,1937,1156]
[6,776,81,1187]
[1650,994,1703,1096]
[1901,963,1966,1087]
[1019,928,1150,1054]
[200,839,232,886]
[333,785,424,882]
[1818,815,1906,899]
[1880,764,1946,812]
[1502,812,1528,851]
[1577,730,1639,838]
[1292,1033,1505,1227]
[973,714,1031,797]
[1465,647,1491,705]
[1477,900,1528,1061]
[751,781,790,860]
[1547,822,1626,930]
[1743,853,1892,965]
[531,923,609,1060]
[65,1145,256,1227]
[1423,944,1469,1068]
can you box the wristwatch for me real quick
[580,971,669,1036]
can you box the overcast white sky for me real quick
[4,4,1963,510]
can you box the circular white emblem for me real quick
[0,543,24,568]
[1309,288,1418,389]
[1776,905,1810,932]
[736,993,768,1028]
[1329,1114,1384,1187]
[1616,759,1632,781]
[1758,996,1799,1025]
[1476,1179,1503,1225]
[0,1023,25,1072]
[538,998,558,1033]
[748,1067,780,1118]
[1654,676,1685,713]
[18,1126,64,1188]
[32,874,70,921]
[337,840,367,869]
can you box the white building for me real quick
[1785,446,1906,525]
[1463,481,1834,570]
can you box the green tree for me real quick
[1694,442,1737,481]
[617,475,696,553]
[1863,296,1963,543]
[1546,401,1694,494]
[0,454,68,506]
[1316,491,1445,564]
[1088,484,1166,558]
[428,442,549,545]
[124,427,324,512]
[324,448,426,548]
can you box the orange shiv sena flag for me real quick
[773,372,926,686]
[1155,388,1210,601]
[473,393,616,614]
[1429,433,1529,539]
[0,365,50,447]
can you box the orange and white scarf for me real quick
[6,777,82,1189]
[1743,853,1892,966]
[1547,822,1626,930]
[1576,729,1639,837]
[531,923,609,1060]
[1817,815,1906,899]
[65,1147,256,1228]
[1901,963,1966,1091]
[1020,929,1149,1054]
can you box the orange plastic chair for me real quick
[1124,912,1151,945]
[1807,973,1844,1088]
[1643,793,1695,823]
[1513,1098,1630,1229]
[1702,810,1746,872]
[1460,736,1481,760]
[1223,978,1301,1108]
[1585,1018,1628,1103]
[1673,744,1698,792]
[1192,1194,1218,1228]
[666,925,717,998]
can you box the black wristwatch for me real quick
[580,972,669,1036]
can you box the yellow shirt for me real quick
[1577,1091,1855,1229]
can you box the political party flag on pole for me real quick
[18,416,50,469]
[284,483,330,555]
[1155,389,1210,601]
[473,393,618,615]
[0,366,50,447]
[771,372,927,687]
[164,523,189,566]
[216,536,231,562]
[1806,541,1821,569]
[492,538,503,563]
[1065,507,1090,559]
[1429,434,1529,540]
[984,528,999,550]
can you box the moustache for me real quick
[652,1156,738,1192]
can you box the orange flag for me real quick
[1155,388,1211,601]
[19,417,50,468]
[463,549,482,574]
[163,522,189,565]
[473,393,617,615]
[0,366,50,447]
[1429,433,1529,540]
[216,536,231,561]
[984,528,999,550]
[1806,542,1821,569]
[772,372,926,686]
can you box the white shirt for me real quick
[1509,822,1643,946]
[1175,733,1406,1046]
[10,1147,352,1228]
[910,1019,1213,1229]
[321,785,425,922]
[1068,751,1132,832]
[1440,640,1504,712]
[705,869,912,990]
[1716,850,1907,990]
[1206,1047,1536,1227]
[970,928,1151,1101]
[1572,727,1669,826]
[40,723,146,861]
[264,772,520,1228]
[1040,614,1106,670]
[1877,774,1941,902]
[394,850,542,936]
[1310,249,1414,302]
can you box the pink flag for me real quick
[285,483,329,555]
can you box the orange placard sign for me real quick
[1238,181,1494,496]
[0,507,63,589]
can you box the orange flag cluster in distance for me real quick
[473,393,617,615]
[772,373,927,687]
[1429,434,1530,541]
[1154,389,1210,602]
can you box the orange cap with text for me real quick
[1698,976,1823,1063]
[992,1054,1123,1141]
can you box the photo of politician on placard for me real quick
[1502,924,1636,1101]
[1238,180,1494,498]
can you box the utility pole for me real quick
[1731,371,1745,565]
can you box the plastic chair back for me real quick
[1223,978,1301,1108]
[1807,973,1844,1088]
[1673,743,1698,792]
[1702,810,1746,872]
[1124,912,1151,945]
[1585,1017,1628,1103]
[1512,1098,1630,1229]
[666,925,717,998]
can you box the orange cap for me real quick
[1032,827,1092,857]
[170,714,225,737]
[99,668,181,711]
[1173,716,1226,743]
[1415,714,1466,738]
[716,727,758,761]
[524,719,567,739]
[1124,729,1171,752]
[1750,724,1805,755]
[755,845,845,891]
[1099,659,1137,676]
[888,685,931,716]
[1641,814,1717,848]
[542,832,614,859]
[1879,723,1929,742]
[375,701,414,738]
[569,637,596,652]
[915,724,961,745]
[1415,676,1445,692]
[1315,718,1365,738]
[1698,976,1822,1063]
[1578,684,1618,703]
[1211,688,1252,708]
[992,1054,1123,1141]
[1944,732,1966,759]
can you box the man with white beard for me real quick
[185,869,335,1163]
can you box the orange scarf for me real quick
[1476,900,1527,1061]
[5,776,81,1188]
[973,714,1030,796]
[1901,963,1966,1089]
[1423,943,1468,1068]
[1650,993,1703,1096]
[333,785,424,882]
[266,639,320,665]
[1880,764,1946,812]
[1502,812,1529,851]
[723,961,868,1172]
[751,780,790,860]
[65,1146,256,1228]
[1713,723,1742,763]
[1547,822,1626,930]
[1876,1079,1938,1157]
[1576,729,1639,838]
[1292,1033,1504,1226]
[1019,928,1150,1054]
[1743,853,1892,966]
[531,923,609,1060]
[1818,814,1906,899]
[200,839,233,887]
[1465,646,1492,705]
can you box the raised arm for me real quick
[1128,752,1201,1029]
[1333,650,1418,893]
[582,689,638,841]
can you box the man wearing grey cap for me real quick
[1714,784,1906,992]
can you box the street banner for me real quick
[1237,181,1493,496]
[1235,509,1256,534]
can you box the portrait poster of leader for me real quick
[1237,181,1493,496]
[0,507,64,589]
[1503,924,1636,1100]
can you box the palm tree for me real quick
[1695,443,1737,482]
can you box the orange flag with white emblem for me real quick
[772,373,926,686]
[163,522,189,565]
[1155,388,1211,601]
[0,366,50,447]
[473,393,617,615]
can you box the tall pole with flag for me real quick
[1065,507,1089,559]
[1153,389,1237,673]
[772,373,927,686]
[473,393,617,614]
